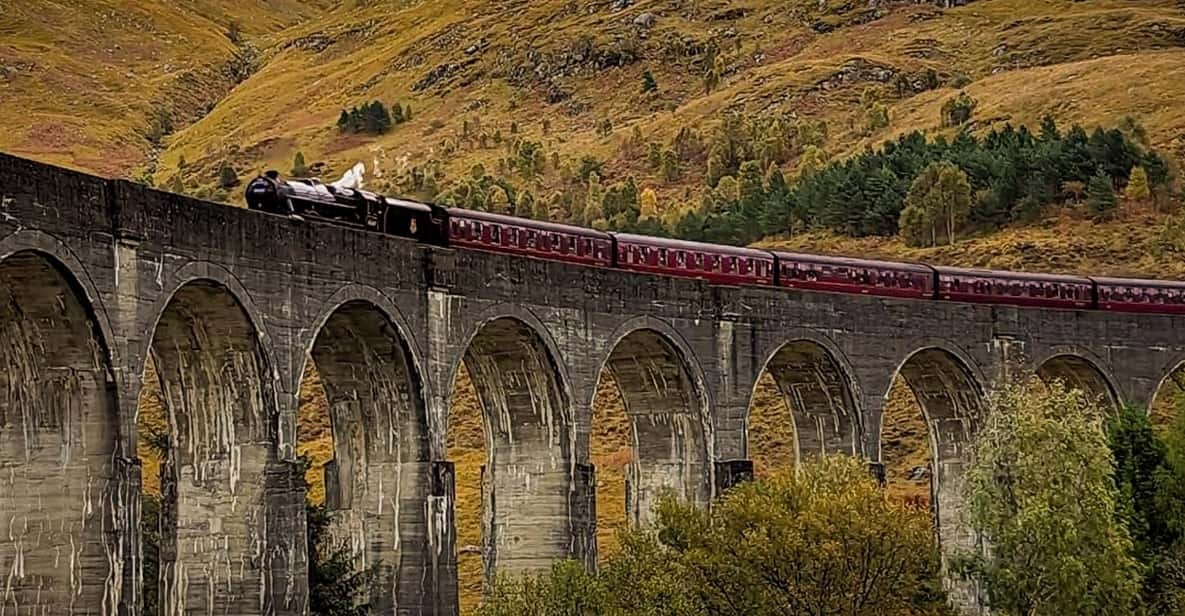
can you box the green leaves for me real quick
[958,379,1142,615]
[480,457,949,616]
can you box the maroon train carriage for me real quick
[447,208,614,267]
[773,252,935,300]
[1092,276,1185,314]
[934,266,1094,310]
[611,233,776,286]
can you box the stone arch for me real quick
[748,336,861,472]
[1147,358,1185,427]
[451,314,577,582]
[887,346,985,559]
[0,249,124,614]
[1036,352,1120,411]
[303,296,432,613]
[147,278,292,615]
[0,230,118,380]
[593,319,713,527]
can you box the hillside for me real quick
[0,0,333,176]
[11,0,1185,614]
[144,0,1185,206]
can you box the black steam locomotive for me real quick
[245,170,447,244]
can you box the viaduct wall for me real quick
[2,152,1183,614]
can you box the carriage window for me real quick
[552,234,562,250]
[491,226,501,242]
[676,251,687,267]
[659,248,668,265]
[569,237,577,253]
[696,253,705,269]
[527,231,536,248]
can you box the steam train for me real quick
[245,171,1185,315]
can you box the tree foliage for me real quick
[941,92,978,128]
[899,162,972,247]
[337,101,393,134]
[666,117,1164,246]
[1086,169,1119,221]
[292,151,308,177]
[217,160,239,188]
[481,457,951,616]
[306,502,378,616]
[642,70,658,93]
[1107,403,1185,611]
[957,379,1142,615]
[1126,165,1152,202]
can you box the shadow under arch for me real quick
[592,320,713,530]
[146,278,294,615]
[302,297,433,614]
[0,249,126,614]
[747,336,861,474]
[886,346,985,563]
[448,314,579,590]
[1036,352,1121,411]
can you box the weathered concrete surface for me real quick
[461,317,583,581]
[6,152,1185,614]
[312,300,432,613]
[604,329,712,525]
[0,253,123,616]
[152,281,302,616]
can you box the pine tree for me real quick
[737,160,765,217]
[531,192,550,220]
[584,172,604,225]
[167,175,184,195]
[291,151,308,177]
[1126,166,1151,202]
[660,149,680,182]
[391,102,404,124]
[641,70,658,93]
[647,142,663,170]
[1086,169,1119,221]
[515,190,535,218]
[218,161,239,188]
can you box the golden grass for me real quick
[137,0,1182,205]
[0,0,332,176]
[747,372,797,479]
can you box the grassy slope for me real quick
[154,1,1185,202]
[0,0,332,175]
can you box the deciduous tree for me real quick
[957,379,1142,615]
[480,457,950,616]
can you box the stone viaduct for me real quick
[1,152,1181,615]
